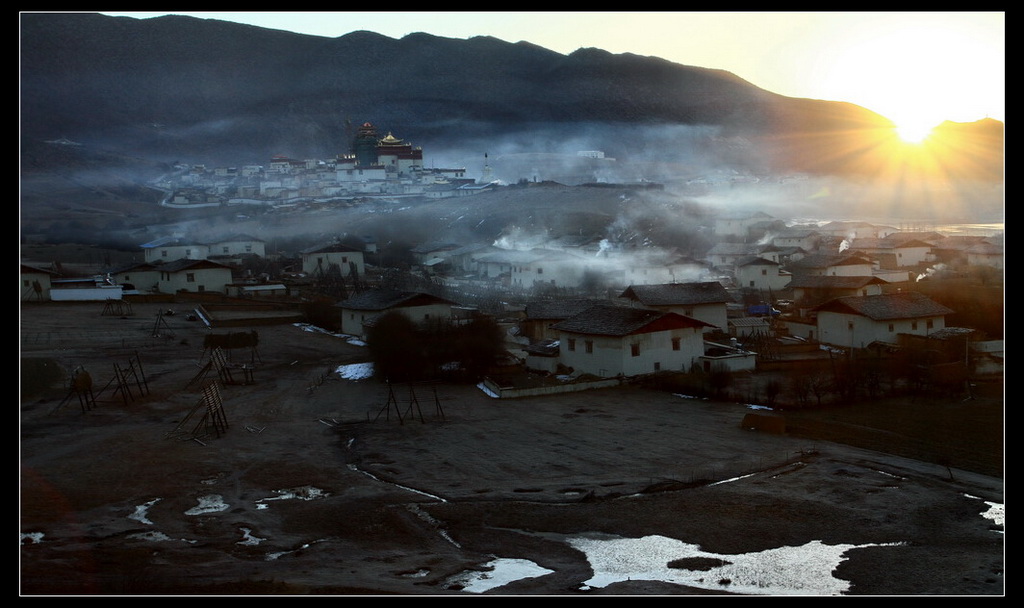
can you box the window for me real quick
[672,337,681,351]
[186,273,195,283]
[848,322,854,331]
[585,340,593,354]
[654,362,661,371]
[631,343,640,357]
[245,245,252,252]
[911,321,918,330]
[761,269,767,276]
[888,323,894,332]
[568,338,576,352]
[927,319,934,329]
[537,267,543,274]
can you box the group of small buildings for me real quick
[21,199,1002,386]
[161,122,490,205]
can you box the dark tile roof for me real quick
[787,275,886,289]
[814,292,954,320]
[155,258,233,272]
[735,255,780,267]
[619,282,731,306]
[337,289,456,311]
[787,253,873,270]
[525,298,609,319]
[552,304,710,336]
[301,241,363,255]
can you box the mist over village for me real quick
[20,12,1003,597]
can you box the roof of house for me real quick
[409,241,461,255]
[619,281,731,306]
[813,292,954,321]
[525,298,609,320]
[20,263,58,275]
[735,255,780,267]
[155,258,234,272]
[729,317,771,327]
[213,233,264,243]
[706,242,763,256]
[849,237,934,250]
[105,261,160,274]
[786,275,888,289]
[787,253,873,270]
[301,241,363,255]
[140,236,207,248]
[552,304,712,336]
[337,289,457,311]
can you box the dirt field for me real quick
[20,300,1004,596]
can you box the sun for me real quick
[894,118,937,144]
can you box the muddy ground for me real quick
[20,300,1004,596]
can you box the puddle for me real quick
[568,534,903,595]
[237,527,266,546]
[444,557,555,593]
[185,494,230,515]
[128,498,161,524]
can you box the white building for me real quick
[156,259,234,294]
[335,289,460,338]
[301,241,366,278]
[552,304,712,377]
[814,292,954,349]
[141,237,209,263]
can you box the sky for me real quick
[100,11,1003,143]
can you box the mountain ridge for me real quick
[19,12,1004,227]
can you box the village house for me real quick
[771,228,821,251]
[443,243,496,276]
[300,241,366,278]
[141,236,210,263]
[616,249,712,287]
[551,304,713,378]
[618,281,732,333]
[813,291,954,350]
[966,242,1005,270]
[705,242,764,270]
[848,236,935,269]
[509,248,596,291]
[107,262,162,294]
[470,248,531,282]
[734,256,791,293]
[816,220,899,240]
[785,252,875,278]
[755,244,805,266]
[519,298,610,342]
[335,289,461,338]
[712,211,775,237]
[786,275,889,309]
[208,234,266,259]
[409,241,461,268]
[156,258,235,294]
[20,264,57,301]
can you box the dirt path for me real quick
[20,302,1004,595]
